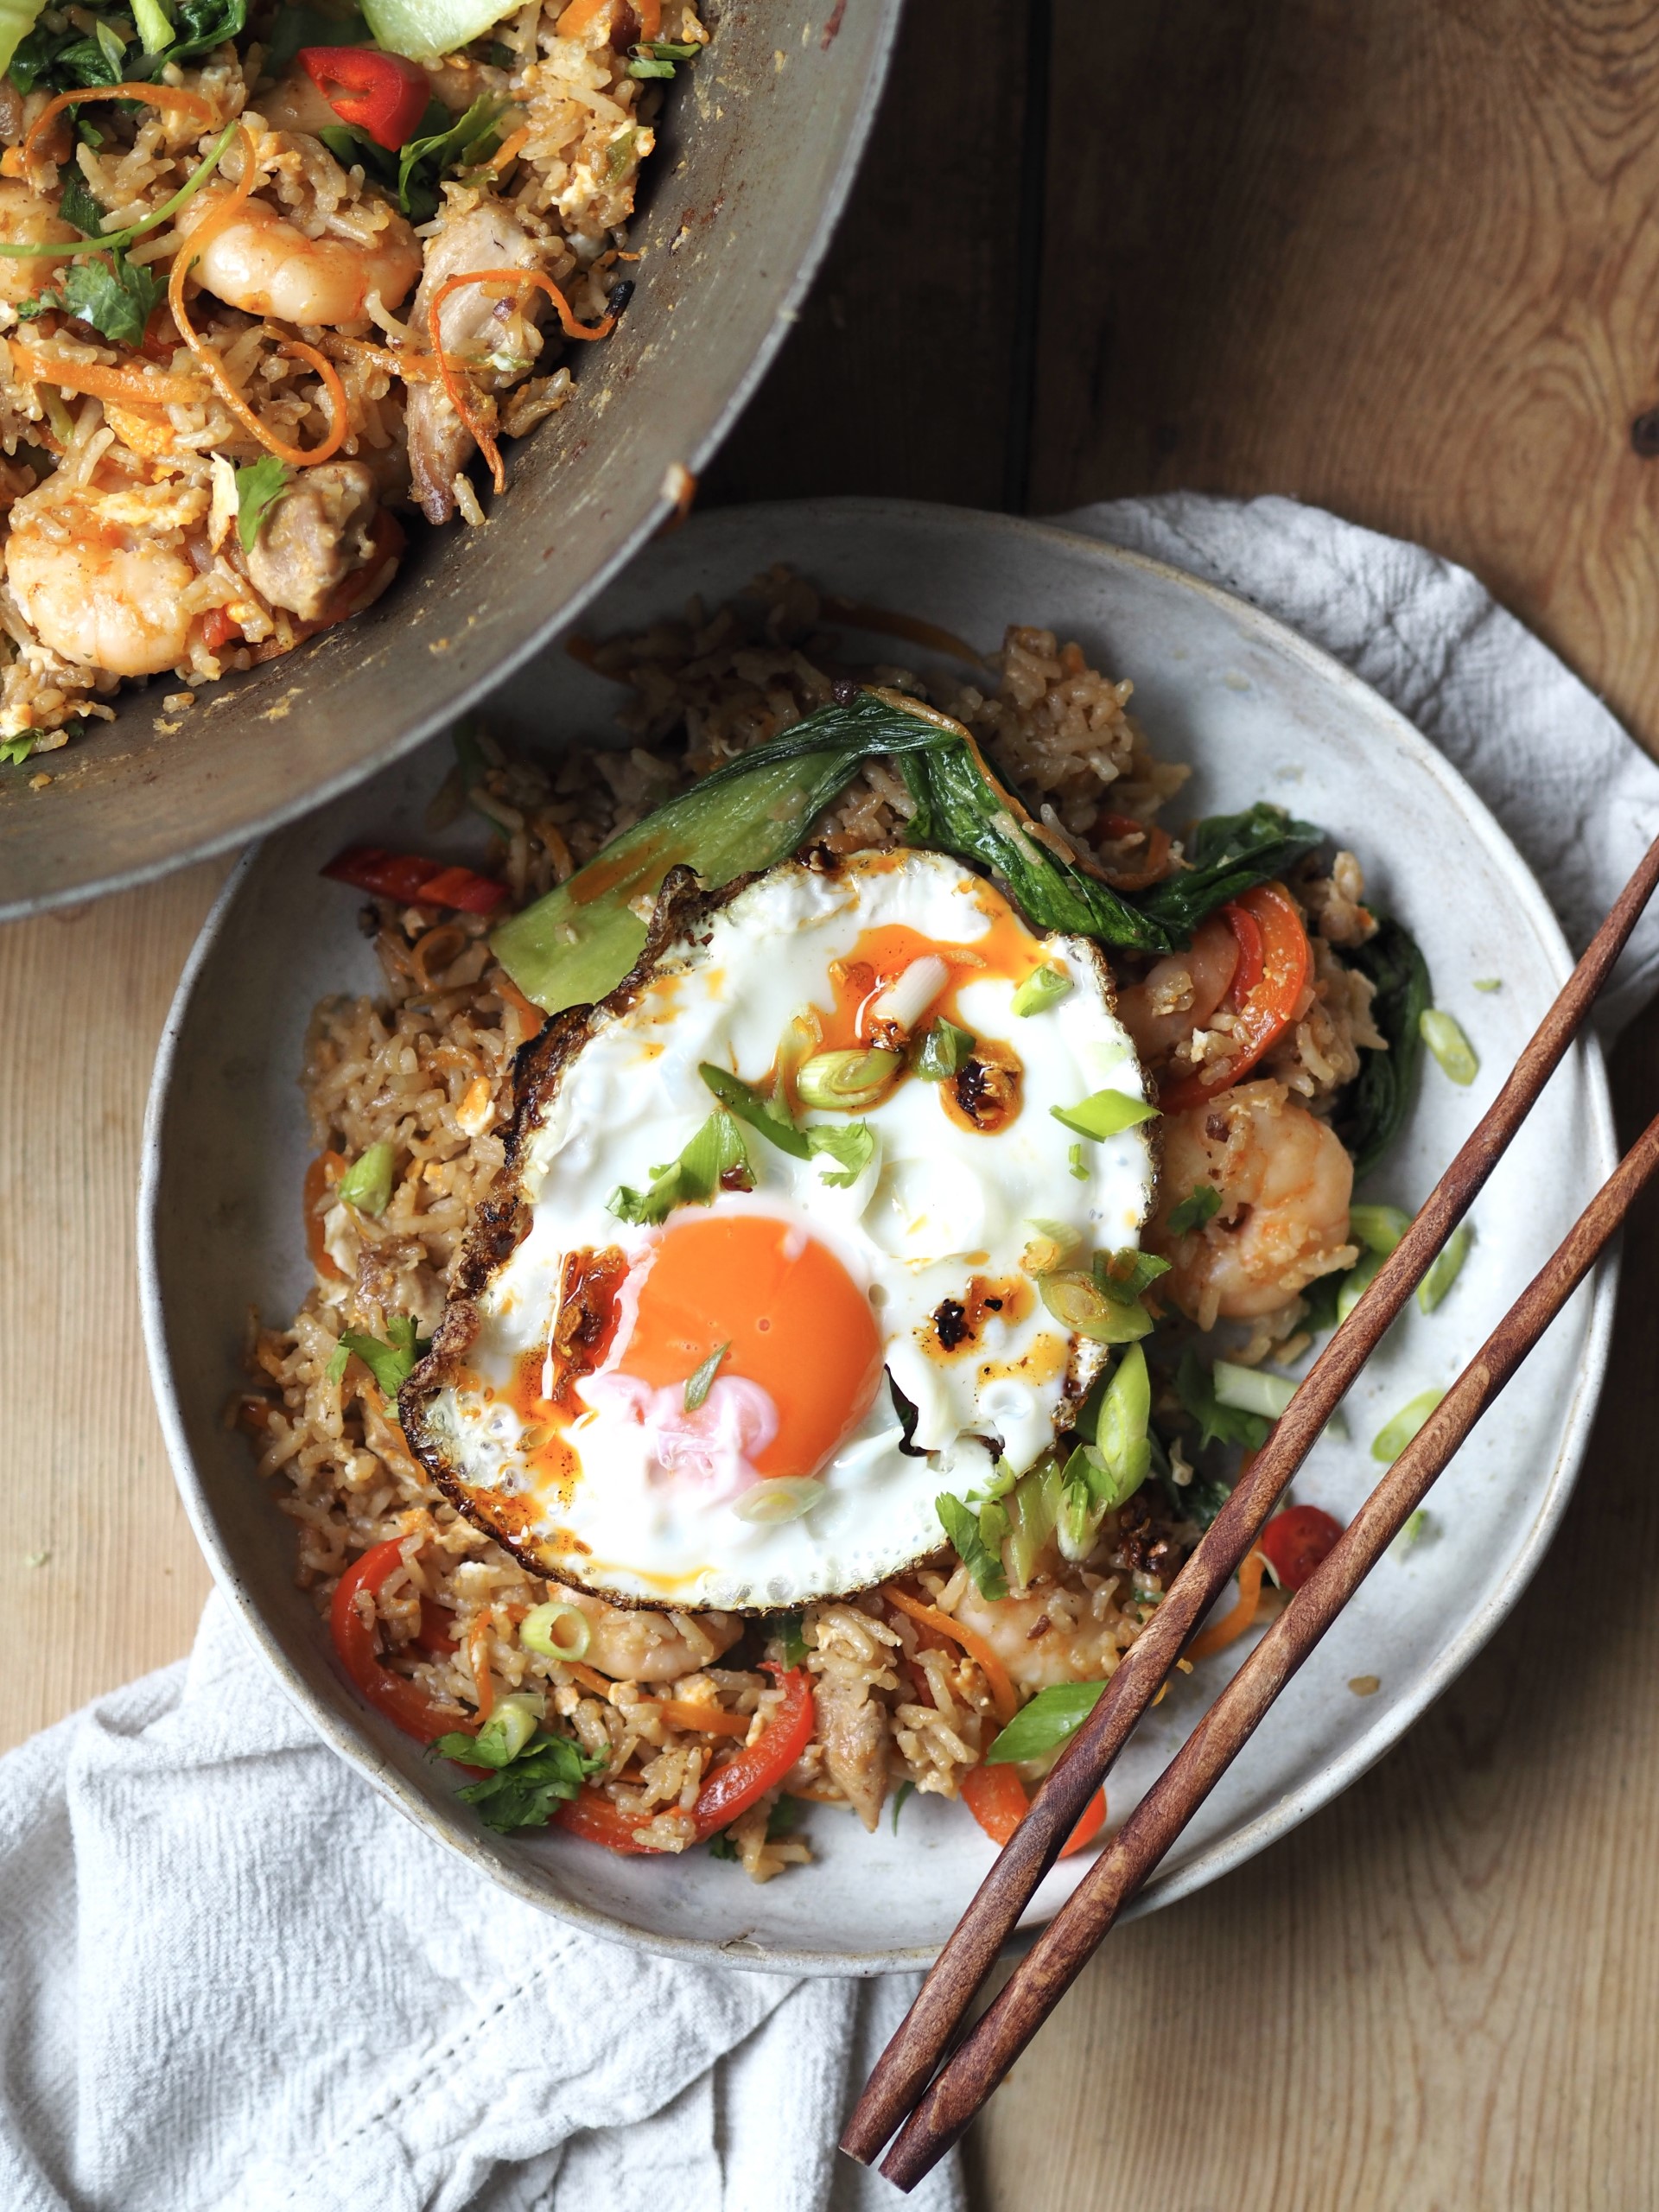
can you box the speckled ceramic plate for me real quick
[138,499,1617,1974]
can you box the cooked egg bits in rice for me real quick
[403,848,1157,1611]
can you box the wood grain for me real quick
[1034,0,1659,750]
[0,861,226,1751]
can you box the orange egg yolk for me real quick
[611,1211,885,1480]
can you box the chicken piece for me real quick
[811,1667,890,1832]
[245,462,378,623]
[405,200,547,524]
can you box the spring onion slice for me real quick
[1371,1387,1446,1464]
[1211,1360,1296,1421]
[1011,962,1073,1017]
[1166,1183,1221,1234]
[1349,1202,1411,1255]
[519,1602,591,1662]
[1417,1222,1472,1313]
[1420,1007,1478,1085]
[337,1139,394,1216]
[1051,1088,1158,1141]
[1389,1508,1432,1559]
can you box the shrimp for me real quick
[0,180,79,305]
[558,1586,742,1682]
[1116,912,1239,1065]
[3,485,207,676]
[175,190,422,325]
[1148,1077,1357,1325]
[953,1567,1132,1693]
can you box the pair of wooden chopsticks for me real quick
[845,832,1659,2190]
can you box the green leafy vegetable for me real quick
[1390,1507,1432,1559]
[266,0,369,72]
[1333,916,1431,1177]
[430,1726,606,1834]
[627,36,699,77]
[913,1018,975,1081]
[491,693,959,1015]
[1005,1453,1063,1589]
[327,1314,425,1395]
[467,1692,541,1767]
[683,1342,729,1412]
[891,1778,915,1833]
[397,92,503,222]
[937,1491,1008,1600]
[45,249,162,346]
[1417,1222,1472,1314]
[984,1681,1105,1764]
[1010,962,1074,1017]
[58,160,105,238]
[699,1063,809,1158]
[1177,1348,1270,1452]
[1421,1007,1478,1085]
[337,1138,395,1216]
[1372,1386,1446,1463]
[0,734,39,768]
[1051,1088,1158,1141]
[1132,804,1325,937]
[1166,1183,1222,1234]
[130,0,174,54]
[165,0,248,63]
[235,454,293,553]
[1211,1359,1295,1421]
[608,1109,752,1225]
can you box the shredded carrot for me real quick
[467,1619,496,1721]
[23,82,215,172]
[7,338,206,409]
[881,1584,1018,1727]
[636,0,662,34]
[554,0,613,32]
[566,1659,616,1698]
[167,128,346,468]
[302,1151,347,1281]
[1186,1548,1268,1662]
[327,334,446,384]
[495,975,547,1039]
[645,1700,751,1738]
[489,126,529,171]
[429,267,616,495]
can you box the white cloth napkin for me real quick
[3,496,1656,2212]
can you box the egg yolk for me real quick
[612,1211,885,1479]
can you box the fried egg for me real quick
[404,849,1156,1610]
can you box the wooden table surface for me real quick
[4,4,1659,2203]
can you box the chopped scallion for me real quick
[683,1342,729,1412]
[338,1139,395,1217]
[1420,1008,1478,1085]
[1417,1223,1472,1313]
[1068,1142,1088,1181]
[1166,1183,1222,1234]
[1389,1508,1433,1558]
[1011,962,1074,1017]
[1211,1360,1296,1421]
[1472,977,1502,993]
[519,1602,591,1662]
[1051,1088,1158,1141]
[1371,1387,1446,1463]
[913,1018,975,1081]
[1349,1203,1411,1255]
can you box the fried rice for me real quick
[240,567,1384,1879]
[0,0,700,767]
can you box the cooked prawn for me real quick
[1117,912,1239,1065]
[3,483,209,676]
[0,179,79,305]
[953,1564,1131,1693]
[175,190,422,325]
[1147,1077,1356,1324]
[558,1586,742,1682]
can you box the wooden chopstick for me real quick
[879,1104,1659,2187]
[843,830,1659,2171]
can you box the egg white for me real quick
[413,849,1157,1610]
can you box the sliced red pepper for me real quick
[960,1762,1106,1859]
[321,844,508,913]
[1160,880,1312,1113]
[330,1537,475,1745]
[556,1663,815,1853]
[199,607,244,654]
[297,46,431,152]
[1259,1503,1344,1592]
[1222,897,1265,1005]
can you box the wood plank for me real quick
[700,3,1031,510]
[972,1001,1659,2210]
[0,862,226,1752]
[1033,0,1659,749]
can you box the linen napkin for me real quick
[3,495,1656,2212]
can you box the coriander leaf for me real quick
[58,159,105,238]
[936,1491,1007,1601]
[805,1121,877,1186]
[708,1829,738,1859]
[59,251,162,348]
[608,1109,753,1225]
[0,734,40,767]
[891,1778,914,1833]
[235,454,294,554]
[1166,1183,1222,1234]
[683,1341,728,1412]
[397,92,503,221]
[1176,1348,1270,1452]
[984,1681,1105,1764]
[325,1343,350,1384]
[439,1731,606,1833]
[335,1317,428,1397]
[699,1062,810,1158]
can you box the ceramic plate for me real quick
[139,499,1617,1974]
